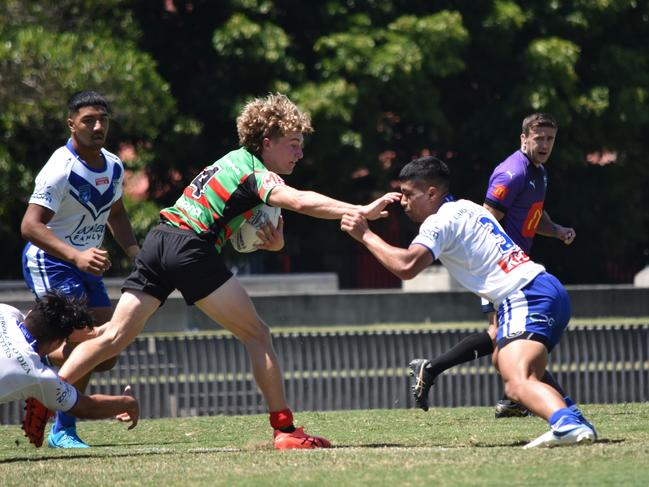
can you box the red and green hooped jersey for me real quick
[160,147,285,252]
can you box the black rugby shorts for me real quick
[122,223,233,305]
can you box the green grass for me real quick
[1,404,648,486]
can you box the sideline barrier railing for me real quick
[1,324,647,423]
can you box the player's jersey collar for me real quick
[519,149,531,163]
[16,320,39,353]
[519,150,544,170]
[66,138,107,173]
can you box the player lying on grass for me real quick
[24,93,401,450]
[341,156,596,448]
[0,291,139,447]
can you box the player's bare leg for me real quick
[195,278,287,411]
[195,277,331,449]
[489,318,529,418]
[496,340,595,448]
[496,340,561,419]
[58,290,160,385]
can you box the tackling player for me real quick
[341,156,596,448]
[20,91,140,448]
[24,93,401,449]
[1,292,138,447]
[408,113,577,418]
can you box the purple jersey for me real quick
[484,150,547,253]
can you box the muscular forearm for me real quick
[72,394,136,420]
[279,190,360,219]
[535,211,558,237]
[361,231,420,280]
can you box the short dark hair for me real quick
[25,291,94,344]
[398,156,450,191]
[522,113,557,135]
[68,90,109,115]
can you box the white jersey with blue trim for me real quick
[411,199,545,307]
[0,305,78,411]
[27,141,124,251]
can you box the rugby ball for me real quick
[231,204,281,253]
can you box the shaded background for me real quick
[2,0,648,287]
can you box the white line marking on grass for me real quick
[125,447,241,455]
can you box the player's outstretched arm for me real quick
[267,185,401,220]
[341,213,433,280]
[69,386,139,429]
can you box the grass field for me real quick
[1,403,648,486]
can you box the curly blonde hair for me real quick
[236,93,313,155]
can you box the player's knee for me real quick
[238,319,272,346]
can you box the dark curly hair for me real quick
[25,291,95,344]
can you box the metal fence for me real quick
[2,324,648,424]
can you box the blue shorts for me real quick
[496,272,571,352]
[22,243,111,308]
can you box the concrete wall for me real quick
[240,285,649,328]
[3,275,649,331]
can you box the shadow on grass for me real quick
[332,438,624,449]
[0,446,241,464]
[483,438,624,448]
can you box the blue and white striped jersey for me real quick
[412,199,545,308]
[26,139,124,252]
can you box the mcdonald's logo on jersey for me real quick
[522,201,544,237]
[492,184,508,200]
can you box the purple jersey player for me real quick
[484,114,575,252]
[482,114,576,417]
[484,151,547,253]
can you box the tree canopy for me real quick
[2,0,648,285]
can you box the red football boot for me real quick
[22,397,53,447]
[273,427,332,449]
